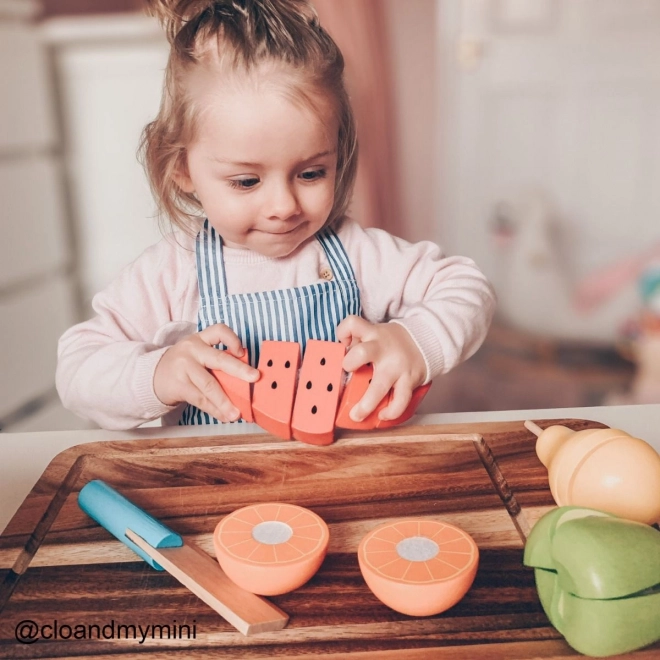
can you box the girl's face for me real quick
[178,78,339,258]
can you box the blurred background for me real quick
[2,0,660,432]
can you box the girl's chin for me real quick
[257,240,306,258]
[221,236,302,257]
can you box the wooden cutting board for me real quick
[1,418,657,659]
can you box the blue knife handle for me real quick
[78,479,183,570]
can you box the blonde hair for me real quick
[140,0,358,234]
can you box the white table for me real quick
[2,404,660,534]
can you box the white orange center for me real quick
[396,536,440,562]
[252,521,294,545]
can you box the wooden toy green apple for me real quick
[524,506,660,657]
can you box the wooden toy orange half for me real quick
[291,340,345,445]
[358,519,479,616]
[211,350,253,422]
[252,341,300,440]
[213,503,330,596]
[335,363,432,430]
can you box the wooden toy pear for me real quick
[525,421,660,525]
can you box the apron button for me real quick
[320,267,334,281]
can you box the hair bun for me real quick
[144,0,215,43]
[145,0,318,45]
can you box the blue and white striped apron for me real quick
[180,219,362,425]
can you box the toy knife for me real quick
[78,480,289,636]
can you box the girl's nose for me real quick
[266,181,301,220]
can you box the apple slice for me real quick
[291,340,345,445]
[252,341,301,440]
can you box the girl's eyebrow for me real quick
[210,150,336,167]
[299,150,336,164]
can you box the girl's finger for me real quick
[177,378,231,422]
[199,345,260,382]
[379,379,413,421]
[336,315,372,347]
[350,371,395,422]
[198,323,244,357]
[342,339,378,373]
[187,366,240,421]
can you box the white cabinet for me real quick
[0,157,69,287]
[0,276,77,420]
[0,0,80,431]
[0,4,56,153]
[42,13,169,308]
[0,11,170,431]
[1,11,171,431]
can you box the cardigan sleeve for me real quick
[338,220,497,383]
[56,234,198,430]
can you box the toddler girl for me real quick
[56,0,496,430]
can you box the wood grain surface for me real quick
[0,419,657,658]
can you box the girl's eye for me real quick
[300,169,326,182]
[228,177,259,190]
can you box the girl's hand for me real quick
[154,323,260,422]
[336,316,427,422]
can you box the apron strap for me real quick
[196,219,228,330]
[316,226,358,284]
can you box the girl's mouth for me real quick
[262,224,303,235]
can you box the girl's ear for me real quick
[173,156,195,193]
